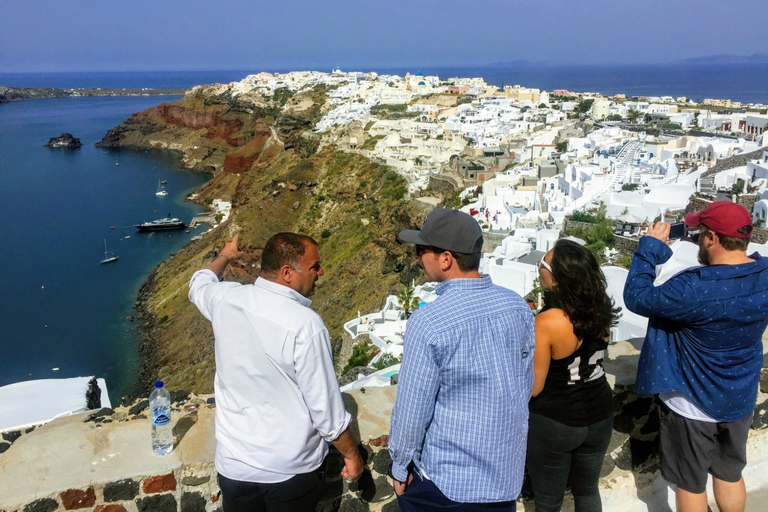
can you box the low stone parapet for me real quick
[2,353,767,512]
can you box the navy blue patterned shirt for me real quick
[624,236,768,422]
[389,276,535,503]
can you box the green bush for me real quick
[372,353,401,370]
[615,253,633,269]
[342,340,378,374]
[321,229,332,239]
[569,210,598,223]
[271,87,294,106]
[564,204,614,261]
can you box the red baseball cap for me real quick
[684,201,753,239]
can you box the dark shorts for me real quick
[659,403,752,494]
[217,459,327,512]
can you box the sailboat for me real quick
[155,179,168,196]
[100,239,118,264]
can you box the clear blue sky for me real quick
[2,0,767,72]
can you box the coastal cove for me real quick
[0,96,210,403]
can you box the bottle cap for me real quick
[155,381,163,388]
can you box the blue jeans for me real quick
[396,469,517,511]
[526,413,613,512]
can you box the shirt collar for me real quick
[699,252,768,280]
[254,277,312,307]
[435,275,493,295]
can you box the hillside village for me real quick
[201,68,768,378]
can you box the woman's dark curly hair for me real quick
[543,239,621,340]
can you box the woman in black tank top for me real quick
[526,240,621,512]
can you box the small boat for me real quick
[100,239,118,264]
[135,214,187,232]
[160,180,168,184]
[155,180,168,196]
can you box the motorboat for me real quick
[135,214,187,232]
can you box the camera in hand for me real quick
[669,222,685,240]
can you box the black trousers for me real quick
[526,413,613,512]
[218,460,326,512]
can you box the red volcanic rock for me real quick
[206,118,245,146]
[223,132,269,173]
[159,105,244,146]
[94,506,128,512]
[159,104,216,129]
[143,473,177,494]
[60,487,96,509]
[369,434,389,447]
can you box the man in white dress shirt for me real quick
[189,233,363,512]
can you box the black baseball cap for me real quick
[398,209,484,254]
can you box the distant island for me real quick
[487,59,548,68]
[43,133,82,149]
[674,53,768,64]
[0,85,187,104]
[487,54,768,67]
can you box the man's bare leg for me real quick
[675,486,708,512]
[712,476,746,512]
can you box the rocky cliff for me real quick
[96,84,426,394]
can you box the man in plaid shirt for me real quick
[389,209,535,511]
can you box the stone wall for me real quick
[2,359,768,512]
[427,174,461,194]
[0,393,402,512]
[11,469,219,512]
[613,235,640,254]
[562,219,595,233]
[689,195,713,213]
[704,147,767,176]
[481,232,508,254]
[753,227,768,244]
[738,194,757,213]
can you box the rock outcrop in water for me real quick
[43,132,82,148]
[98,83,426,394]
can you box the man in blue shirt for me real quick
[624,201,768,512]
[389,209,535,511]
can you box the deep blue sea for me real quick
[2,63,767,103]
[0,95,209,403]
[0,64,765,404]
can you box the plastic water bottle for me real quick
[149,381,173,455]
